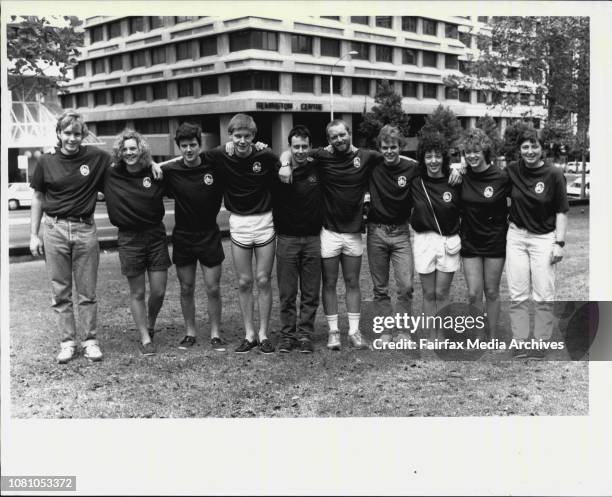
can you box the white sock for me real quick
[326,314,339,333]
[348,313,360,335]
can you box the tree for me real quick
[501,121,534,162]
[419,104,462,152]
[475,114,503,158]
[446,17,590,137]
[359,80,411,148]
[539,118,573,160]
[7,16,84,96]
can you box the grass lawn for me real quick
[9,205,589,418]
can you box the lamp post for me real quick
[330,50,358,121]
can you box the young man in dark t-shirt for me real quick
[205,114,279,354]
[103,130,171,356]
[273,126,323,354]
[161,123,226,351]
[366,125,419,345]
[30,110,110,364]
[279,120,379,351]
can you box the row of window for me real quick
[90,16,204,42]
[76,30,464,77]
[64,72,538,108]
[347,16,460,38]
[78,36,217,77]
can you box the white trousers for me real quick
[506,222,557,340]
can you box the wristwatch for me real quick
[554,241,565,248]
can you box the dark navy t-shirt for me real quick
[30,146,110,218]
[312,148,381,233]
[163,157,223,232]
[273,158,322,236]
[368,156,419,225]
[103,165,166,231]
[460,164,511,257]
[410,174,461,236]
[507,160,569,234]
[206,146,278,215]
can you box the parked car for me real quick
[566,176,590,198]
[7,182,33,210]
[566,161,590,173]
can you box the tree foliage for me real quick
[475,114,503,158]
[359,80,411,148]
[446,17,590,137]
[419,105,462,152]
[7,16,84,96]
[501,121,534,162]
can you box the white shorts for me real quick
[413,231,460,274]
[229,211,275,248]
[320,227,363,258]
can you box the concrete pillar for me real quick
[313,37,321,57]
[168,117,180,155]
[278,32,291,56]
[167,81,178,101]
[342,77,351,97]
[500,117,507,137]
[279,73,292,95]
[218,33,230,55]
[218,74,231,97]
[341,113,353,134]
[417,82,423,100]
[469,116,477,129]
[271,113,293,155]
[314,75,322,96]
[219,114,232,145]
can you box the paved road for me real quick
[8,199,230,249]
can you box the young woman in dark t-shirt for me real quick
[458,128,510,338]
[104,130,171,356]
[410,132,461,332]
[505,128,569,356]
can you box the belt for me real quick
[48,214,94,224]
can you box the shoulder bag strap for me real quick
[420,178,443,237]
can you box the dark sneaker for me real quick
[298,339,314,354]
[178,335,196,349]
[210,336,227,351]
[259,338,275,354]
[511,347,528,359]
[278,338,294,353]
[529,349,547,360]
[139,341,156,356]
[235,339,257,354]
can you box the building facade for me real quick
[61,15,545,157]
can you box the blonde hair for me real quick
[112,129,152,169]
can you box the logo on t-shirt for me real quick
[353,157,361,168]
[443,191,453,203]
[308,175,317,184]
[397,176,407,188]
[203,173,214,185]
[252,162,262,173]
[80,165,90,176]
[535,181,545,194]
[484,186,494,198]
[143,177,152,188]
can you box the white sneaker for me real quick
[348,330,369,350]
[57,341,77,364]
[327,331,341,351]
[82,339,103,362]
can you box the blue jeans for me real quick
[367,222,414,321]
[276,234,321,340]
[43,215,100,343]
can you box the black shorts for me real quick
[172,226,225,268]
[117,223,171,277]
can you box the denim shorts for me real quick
[172,226,225,268]
[117,223,171,277]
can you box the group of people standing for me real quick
[29,109,569,364]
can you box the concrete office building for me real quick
[61,15,545,157]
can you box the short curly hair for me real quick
[417,131,450,177]
[112,129,152,169]
[459,128,493,164]
[376,124,407,148]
